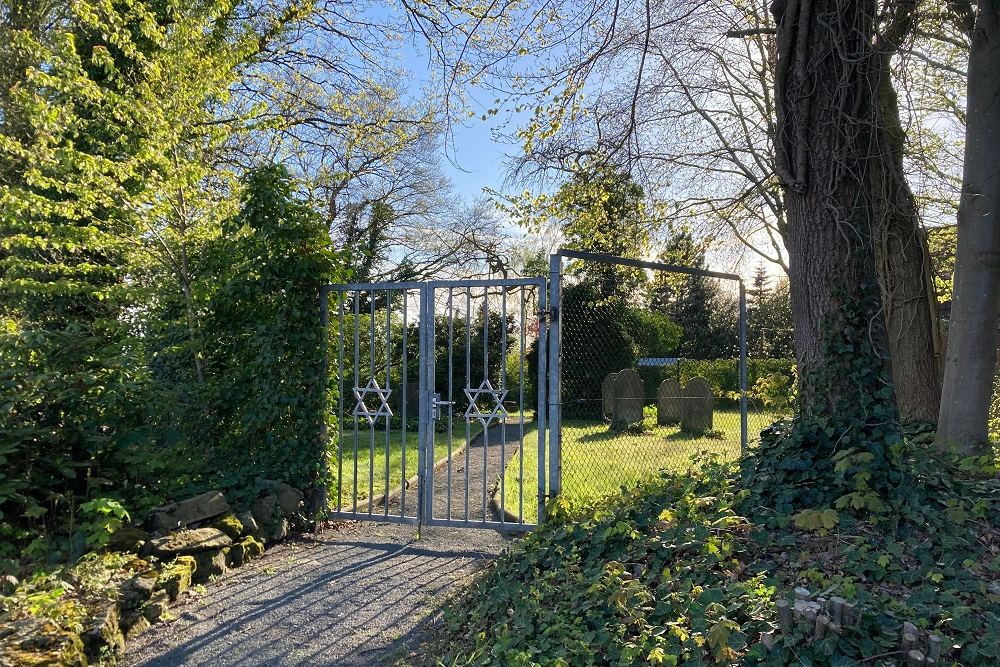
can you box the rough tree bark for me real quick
[937,0,1000,452]
[771,0,898,420]
[870,4,943,424]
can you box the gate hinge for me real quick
[539,307,557,323]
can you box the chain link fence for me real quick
[552,255,792,512]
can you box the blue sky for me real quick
[397,29,529,203]
[439,121,515,201]
[395,31,777,278]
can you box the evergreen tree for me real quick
[553,166,652,300]
[746,264,794,359]
[649,230,737,359]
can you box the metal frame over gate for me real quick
[321,279,546,532]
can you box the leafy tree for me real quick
[515,165,653,299]
[556,281,681,419]
[0,0,329,552]
[926,225,957,302]
[0,0,203,555]
[497,0,948,424]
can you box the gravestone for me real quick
[657,379,684,425]
[681,376,714,432]
[602,373,618,419]
[613,369,644,424]
[389,382,419,416]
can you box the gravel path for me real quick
[385,420,532,524]
[125,523,508,666]
[126,422,529,666]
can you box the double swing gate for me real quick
[322,279,547,531]
[322,251,750,533]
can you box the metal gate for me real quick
[321,250,751,532]
[321,279,546,531]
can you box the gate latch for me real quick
[432,393,455,419]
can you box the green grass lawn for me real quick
[502,407,780,523]
[330,422,482,509]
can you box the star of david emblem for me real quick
[352,378,393,424]
[464,379,508,426]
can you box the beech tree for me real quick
[936,0,1000,452]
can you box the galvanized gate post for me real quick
[547,254,562,501]
[739,281,748,454]
[417,285,431,535]
[536,281,548,520]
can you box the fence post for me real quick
[739,281,748,455]
[536,280,548,520]
[547,254,562,500]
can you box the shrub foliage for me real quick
[408,441,1000,666]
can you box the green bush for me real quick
[0,165,348,561]
[670,358,794,396]
[202,165,347,499]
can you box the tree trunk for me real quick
[937,0,1000,452]
[871,51,942,424]
[772,0,897,421]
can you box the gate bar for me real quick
[536,279,548,520]
[555,249,742,282]
[547,254,562,500]
[318,286,330,515]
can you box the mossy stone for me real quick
[236,510,259,537]
[225,535,264,567]
[191,549,226,583]
[143,589,170,622]
[156,555,195,601]
[107,525,150,553]
[210,513,244,540]
[225,542,244,568]
[15,634,86,666]
[81,599,124,662]
[242,535,264,561]
[148,527,232,559]
[121,612,151,639]
[119,570,158,611]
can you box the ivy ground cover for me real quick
[410,441,1000,666]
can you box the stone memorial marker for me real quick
[657,378,684,425]
[602,373,618,418]
[389,382,419,416]
[681,376,714,432]
[613,369,644,424]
